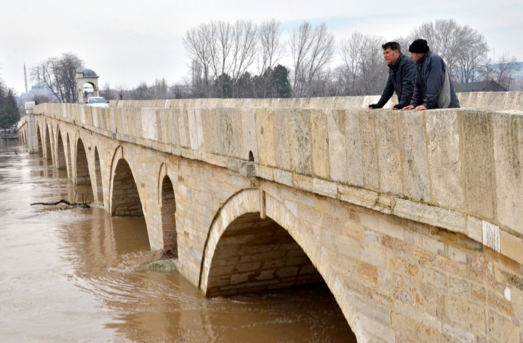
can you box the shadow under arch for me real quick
[44,123,52,161]
[199,189,362,342]
[36,125,43,157]
[76,137,94,203]
[56,127,67,171]
[109,146,144,217]
[93,146,104,204]
[158,163,177,254]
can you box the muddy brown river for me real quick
[0,139,356,342]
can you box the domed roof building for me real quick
[75,68,100,103]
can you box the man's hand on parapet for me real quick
[402,105,415,111]
[414,105,427,112]
[393,104,406,110]
[368,104,379,109]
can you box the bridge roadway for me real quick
[18,92,523,342]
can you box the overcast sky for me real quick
[1,0,522,94]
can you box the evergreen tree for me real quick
[0,89,20,130]
[272,65,292,98]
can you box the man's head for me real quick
[382,42,401,65]
[409,39,430,62]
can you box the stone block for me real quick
[393,198,466,234]
[375,110,402,195]
[448,245,467,264]
[425,110,464,209]
[405,230,445,255]
[488,310,520,343]
[312,178,337,198]
[460,110,495,220]
[399,111,430,202]
[442,323,475,343]
[273,169,293,187]
[449,277,470,298]
[256,165,274,181]
[327,109,348,182]
[482,220,500,253]
[345,109,364,187]
[491,112,523,235]
[272,108,291,170]
[349,292,392,325]
[422,268,447,290]
[359,110,380,191]
[288,108,312,175]
[292,173,314,193]
[255,108,275,167]
[241,108,258,162]
[446,296,486,336]
[500,230,523,265]
[310,109,330,179]
[466,216,483,244]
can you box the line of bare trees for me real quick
[181,18,521,98]
[26,19,522,103]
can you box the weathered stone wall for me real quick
[31,99,523,269]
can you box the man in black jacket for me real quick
[369,42,415,110]
[403,39,460,111]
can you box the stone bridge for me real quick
[18,92,523,343]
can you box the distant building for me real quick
[455,81,507,93]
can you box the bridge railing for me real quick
[32,93,523,266]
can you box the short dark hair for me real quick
[382,42,401,53]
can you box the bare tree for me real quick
[290,22,335,97]
[258,19,285,74]
[32,53,84,103]
[339,32,387,95]
[410,19,488,82]
[229,20,258,96]
[492,53,521,90]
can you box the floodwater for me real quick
[0,139,357,343]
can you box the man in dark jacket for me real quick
[403,39,460,111]
[369,42,415,110]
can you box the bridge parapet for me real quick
[108,91,523,112]
[33,96,523,267]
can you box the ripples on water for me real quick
[0,140,356,342]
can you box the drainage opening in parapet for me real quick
[248,150,254,162]
[76,138,94,203]
[205,213,357,342]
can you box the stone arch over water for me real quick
[111,158,144,217]
[75,138,93,203]
[93,146,104,204]
[159,165,177,254]
[200,189,362,342]
[44,124,52,161]
[56,128,67,171]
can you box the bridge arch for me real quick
[36,125,43,157]
[109,147,144,217]
[158,163,178,253]
[200,189,364,342]
[56,127,67,171]
[44,123,52,161]
[75,137,93,203]
[93,146,104,204]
